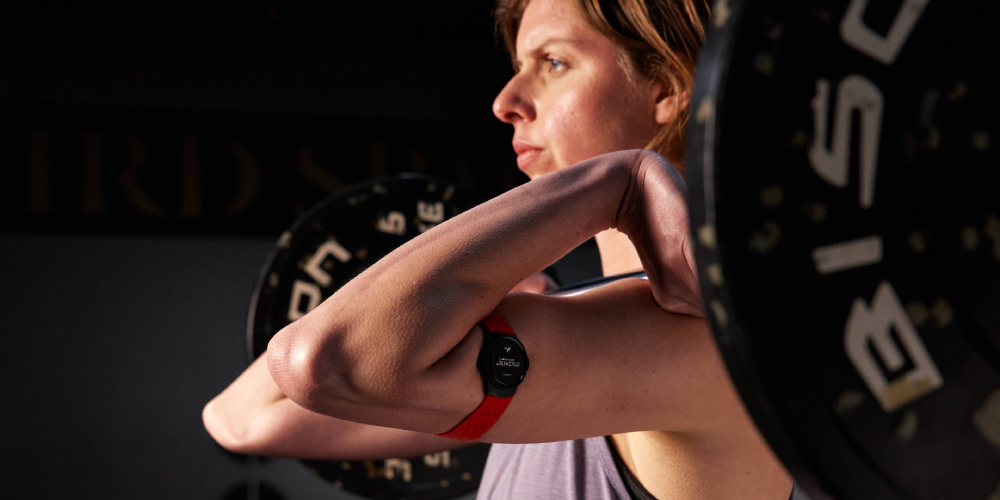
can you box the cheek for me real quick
[542,90,612,167]
[541,81,651,169]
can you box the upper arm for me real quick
[483,278,737,443]
[309,278,740,443]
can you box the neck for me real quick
[594,228,643,277]
[609,426,792,500]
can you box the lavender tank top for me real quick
[477,437,808,500]
[476,437,630,500]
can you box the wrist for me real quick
[595,228,643,276]
[609,150,647,237]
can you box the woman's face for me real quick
[493,0,664,179]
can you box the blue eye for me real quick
[547,58,565,71]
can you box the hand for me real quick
[615,150,703,317]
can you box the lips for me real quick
[512,140,543,169]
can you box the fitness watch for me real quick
[437,312,529,441]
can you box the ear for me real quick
[651,80,687,126]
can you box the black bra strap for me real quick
[604,436,659,500]
[605,435,799,500]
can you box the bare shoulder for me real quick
[481,278,734,443]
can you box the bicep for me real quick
[427,279,736,443]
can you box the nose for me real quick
[492,74,535,124]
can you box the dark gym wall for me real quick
[0,235,309,499]
[0,1,525,237]
[0,2,601,499]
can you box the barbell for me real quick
[688,0,998,498]
[245,0,999,498]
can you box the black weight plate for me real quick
[688,1,999,499]
[247,173,490,500]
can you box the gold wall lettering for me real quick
[369,142,387,178]
[81,130,107,215]
[221,142,261,218]
[179,135,202,217]
[297,145,346,194]
[120,135,167,217]
[28,129,52,213]
[6,117,516,235]
[407,146,427,173]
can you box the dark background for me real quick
[0,2,601,499]
[0,0,524,236]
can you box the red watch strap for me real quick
[479,312,514,335]
[435,312,517,441]
[436,394,512,441]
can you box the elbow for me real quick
[267,323,324,411]
[266,320,361,414]
[267,317,415,418]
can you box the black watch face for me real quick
[487,338,526,387]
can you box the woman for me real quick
[207,0,795,498]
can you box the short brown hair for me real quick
[495,0,711,168]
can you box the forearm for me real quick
[203,356,470,459]
[268,151,638,423]
[203,355,287,452]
